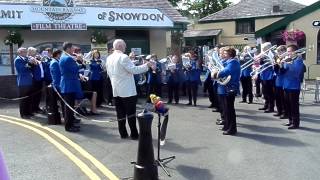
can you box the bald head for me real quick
[113,39,126,52]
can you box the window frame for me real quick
[235,19,255,35]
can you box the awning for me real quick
[183,29,221,38]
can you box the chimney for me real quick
[273,5,281,13]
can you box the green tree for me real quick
[168,0,231,19]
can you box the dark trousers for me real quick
[213,83,219,110]
[47,86,62,124]
[255,76,262,96]
[32,80,43,112]
[91,80,104,106]
[62,93,76,130]
[114,96,138,138]
[218,95,225,120]
[18,85,33,117]
[106,77,113,104]
[187,81,198,105]
[241,76,253,102]
[146,83,162,101]
[275,87,285,115]
[262,80,275,110]
[206,79,215,105]
[168,82,180,103]
[223,93,237,133]
[284,90,300,127]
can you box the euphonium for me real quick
[207,50,231,86]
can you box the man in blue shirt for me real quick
[239,46,253,104]
[282,45,305,129]
[212,47,241,135]
[59,42,83,132]
[48,49,63,125]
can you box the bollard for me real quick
[134,109,158,180]
[47,86,61,125]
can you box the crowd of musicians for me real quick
[14,40,306,136]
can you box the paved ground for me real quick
[0,88,320,180]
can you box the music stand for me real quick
[156,111,175,177]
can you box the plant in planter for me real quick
[3,30,24,74]
[91,30,108,46]
[281,29,305,45]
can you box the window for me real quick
[236,19,255,34]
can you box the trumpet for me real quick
[206,50,231,85]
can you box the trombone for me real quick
[240,45,277,72]
[250,47,308,77]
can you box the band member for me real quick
[212,47,241,135]
[14,47,36,118]
[89,49,104,107]
[215,47,227,125]
[105,39,153,139]
[43,48,53,86]
[27,47,45,114]
[185,52,201,106]
[167,55,183,104]
[282,45,305,129]
[239,46,253,104]
[146,54,162,101]
[274,45,287,118]
[48,49,63,124]
[258,42,275,113]
[59,42,83,132]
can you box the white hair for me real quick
[113,39,126,51]
[261,42,272,52]
[17,47,27,54]
[27,47,38,56]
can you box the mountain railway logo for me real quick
[30,0,87,30]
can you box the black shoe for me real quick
[212,108,219,112]
[223,131,237,135]
[273,113,281,117]
[264,109,274,113]
[216,121,225,125]
[239,100,247,103]
[283,122,292,126]
[72,125,81,129]
[258,107,267,110]
[248,101,253,104]
[186,102,192,105]
[193,104,197,106]
[288,125,299,129]
[208,104,214,108]
[255,94,262,97]
[74,118,81,123]
[130,135,139,140]
[280,115,288,119]
[66,127,80,132]
[21,115,32,119]
[121,134,129,139]
[89,111,99,115]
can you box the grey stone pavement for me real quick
[0,87,320,180]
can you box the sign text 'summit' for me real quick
[0,10,23,19]
[98,11,165,22]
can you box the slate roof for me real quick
[199,0,305,23]
[0,0,189,23]
[184,29,222,38]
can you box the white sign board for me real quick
[0,2,174,30]
[131,48,142,55]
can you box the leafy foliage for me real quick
[4,30,24,47]
[168,0,231,19]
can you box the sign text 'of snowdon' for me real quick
[104,11,165,22]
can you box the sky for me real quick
[229,0,319,5]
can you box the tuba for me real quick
[206,50,231,85]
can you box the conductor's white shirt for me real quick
[106,50,148,97]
